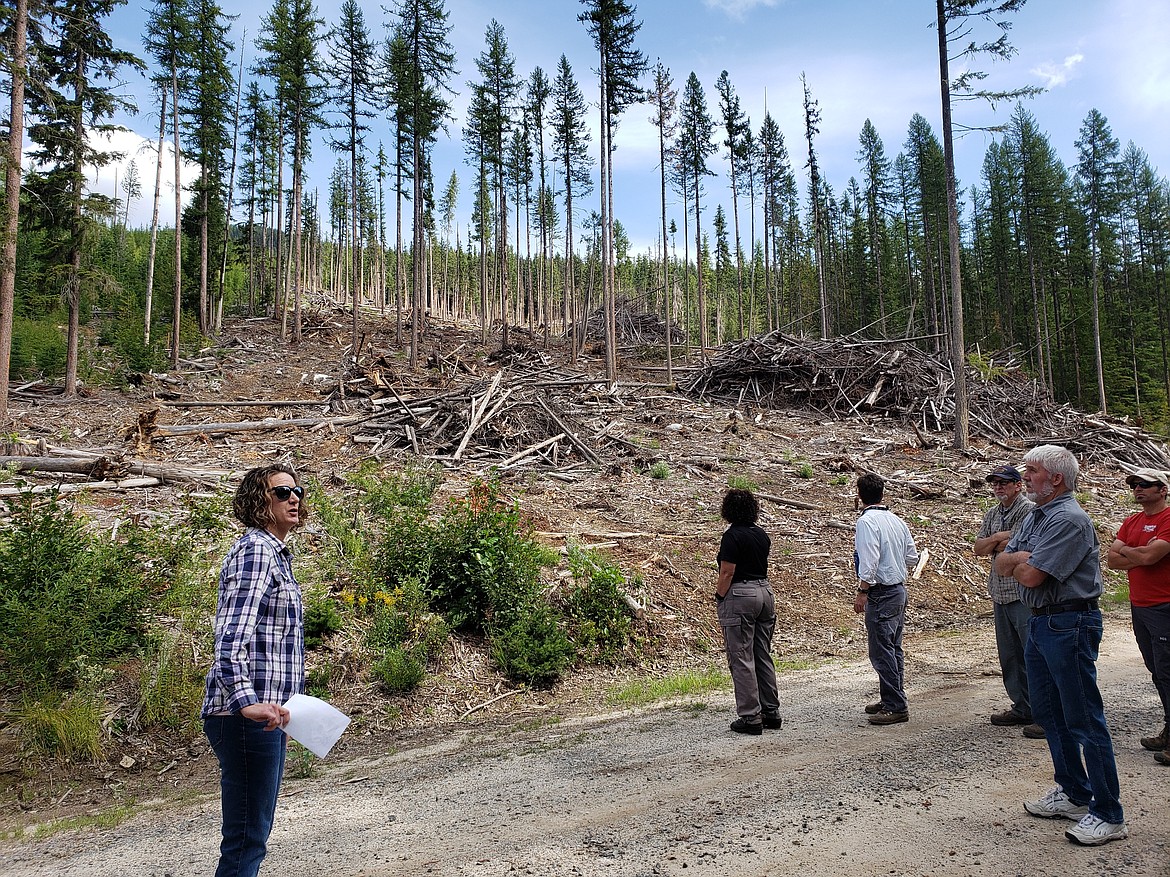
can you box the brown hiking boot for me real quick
[1141,723,1169,751]
[1022,723,1045,739]
[864,701,883,714]
[1154,748,1170,766]
[867,710,909,726]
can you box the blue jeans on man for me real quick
[865,583,907,714]
[1025,610,1123,824]
[205,713,288,877]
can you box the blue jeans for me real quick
[865,584,907,713]
[1025,610,1123,824]
[993,599,1032,719]
[205,714,288,877]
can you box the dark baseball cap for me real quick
[985,464,1022,483]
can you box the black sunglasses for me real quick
[1130,479,1161,489]
[270,485,305,501]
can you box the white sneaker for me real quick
[1065,813,1129,846]
[1023,787,1089,820]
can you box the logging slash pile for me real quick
[679,330,1170,469]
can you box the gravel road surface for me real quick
[6,619,1167,877]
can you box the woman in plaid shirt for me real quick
[202,464,307,877]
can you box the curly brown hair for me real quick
[721,488,759,526]
[232,464,308,531]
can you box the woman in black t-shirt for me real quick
[715,488,782,735]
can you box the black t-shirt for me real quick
[717,524,771,582]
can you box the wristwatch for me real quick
[857,586,870,594]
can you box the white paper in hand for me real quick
[282,694,351,758]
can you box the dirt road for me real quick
[6,619,1168,877]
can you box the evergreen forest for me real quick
[2,0,1169,431]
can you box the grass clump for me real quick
[726,474,758,491]
[16,691,105,762]
[605,667,729,707]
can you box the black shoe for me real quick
[730,718,763,735]
[762,712,783,730]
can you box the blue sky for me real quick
[94,0,1170,257]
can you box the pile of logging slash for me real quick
[679,331,1170,469]
[572,296,684,345]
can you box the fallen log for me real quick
[152,413,367,437]
[0,456,111,477]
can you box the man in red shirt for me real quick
[1107,467,1170,765]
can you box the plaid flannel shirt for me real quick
[201,527,304,717]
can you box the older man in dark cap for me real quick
[1107,467,1170,764]
[974,464,1040,736]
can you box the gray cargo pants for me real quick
[717,579,780,722]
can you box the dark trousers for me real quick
[993,599,1032,719]
[205,713,288,877]
[717,579,780,720]
[1132,602,1170,725]
[865,584,908,713]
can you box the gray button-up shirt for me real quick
[1003,492,1102,608]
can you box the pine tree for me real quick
[646,60,677,379]
[1074,107,1122,413]
[549,54,592,359]
[857,119,892,333]
[676,72,715,351]
[181,0,234,335]
[936,0,1042,448]
[578,0,647,378]
[257,0,324,342]
[24,0,144,395]
[0,0,31,416]
[392,0,457,365]
[472,19,519,349]
[324,0,377,343]
[715,70,749,339]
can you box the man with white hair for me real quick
[995,445,1126,846]
[1106,467,1170,764]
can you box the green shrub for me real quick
[649,461,670,480]
[490,602,575,686]
[377,478,553,633]
[10,317,67,379]
[303,591,343,649]
[372,646,426,693]
[17,692,105,762]
[0,493,150,694]
[353,461,441,517]
[305,666,332,699]
[563,545,636,664]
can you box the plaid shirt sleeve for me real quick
[201,529,304,716]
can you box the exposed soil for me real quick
[0,313,1165,874]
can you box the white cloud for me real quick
[1031,53,1084,89]
[702,0,780,21]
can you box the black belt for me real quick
[1032,599,1099,616]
